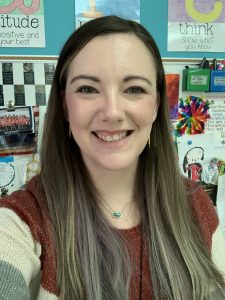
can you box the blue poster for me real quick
[75,0,140,28]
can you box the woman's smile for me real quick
[92,130,132,142]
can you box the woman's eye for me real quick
[77,86,98,93]
[126,86,146,94]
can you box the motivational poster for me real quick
[0,0,45,47]
[168,0,225,52]
[75,0,140,28]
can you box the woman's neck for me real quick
[87,162,141,229]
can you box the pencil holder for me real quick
[210,70,225,92]
[182,68,210,92]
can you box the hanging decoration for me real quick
[175,95,210,136]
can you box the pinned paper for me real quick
[175,96,210,136]
[165,74,180,120]
[177,133,225,205]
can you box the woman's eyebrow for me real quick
[70,75,100,84]
[123,75,152,86]
[69,74,153,86]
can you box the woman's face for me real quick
[64,33,158,174]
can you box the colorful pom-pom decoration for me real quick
[175,96,210,137]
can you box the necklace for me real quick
[100,199,135,219]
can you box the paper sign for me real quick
[205,98,225,147]
[75,0,140,28]
[0,0,45,47]
[168,0,225,52]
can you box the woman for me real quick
[0,16,225,300]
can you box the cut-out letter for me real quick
[0,0,40,15]
[185,0,223,22]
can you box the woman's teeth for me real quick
[95,131,127,142]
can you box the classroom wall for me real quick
[0,0,225,58]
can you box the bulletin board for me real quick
[0,0,225,59]
[0,55,225,236]
[0,56,57,198]
[163,58,225,236]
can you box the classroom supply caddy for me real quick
[182,59,225,92]
[210,70,225,92]
[182,67,210,92]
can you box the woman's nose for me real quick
[100,91,125,122]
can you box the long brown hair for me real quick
[40,16,225,299]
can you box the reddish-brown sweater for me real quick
[120,225,152,299]
[120,185,218,300]
[0,178,218,299]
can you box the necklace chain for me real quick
[100,199,134,219]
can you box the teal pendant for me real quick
[112,211,122,218]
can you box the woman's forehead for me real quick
[67,33,157,82]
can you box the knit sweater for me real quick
[0,178,221,299]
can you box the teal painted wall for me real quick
[0,0,224,58]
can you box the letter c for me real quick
[185,0,223,22]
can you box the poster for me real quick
[177,132,225,205]
[217,171,225,236]
[0,0,45,47]
[168,0,225,52]
[165,74,180,120]
[75,0,140,28]
[205,97,225,147]
[0,154,40,197]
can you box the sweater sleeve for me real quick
[0,178,58,299]
[191,184,225,278]
[0,186,44,299]
[211,225,225,279]
[0,207,41,299]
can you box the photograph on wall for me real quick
[14,85,25,106]
[75,0,140,28]
[0,60,57,107]
[2,63,13,85]
[168,0,225,52]
[0,0,46,47]
[35,85,46,106]
[0,106,39,156]
[44,63,55,85]
[23,63,35,85]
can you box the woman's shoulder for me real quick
[0,176,58,297]
[0,176,46,243]
[0,176,41,214]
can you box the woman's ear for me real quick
[61,91,69,121]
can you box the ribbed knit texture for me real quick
[0,178,218,299]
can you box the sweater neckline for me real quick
[117,223,141,238]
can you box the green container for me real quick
[182,68,210,92]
